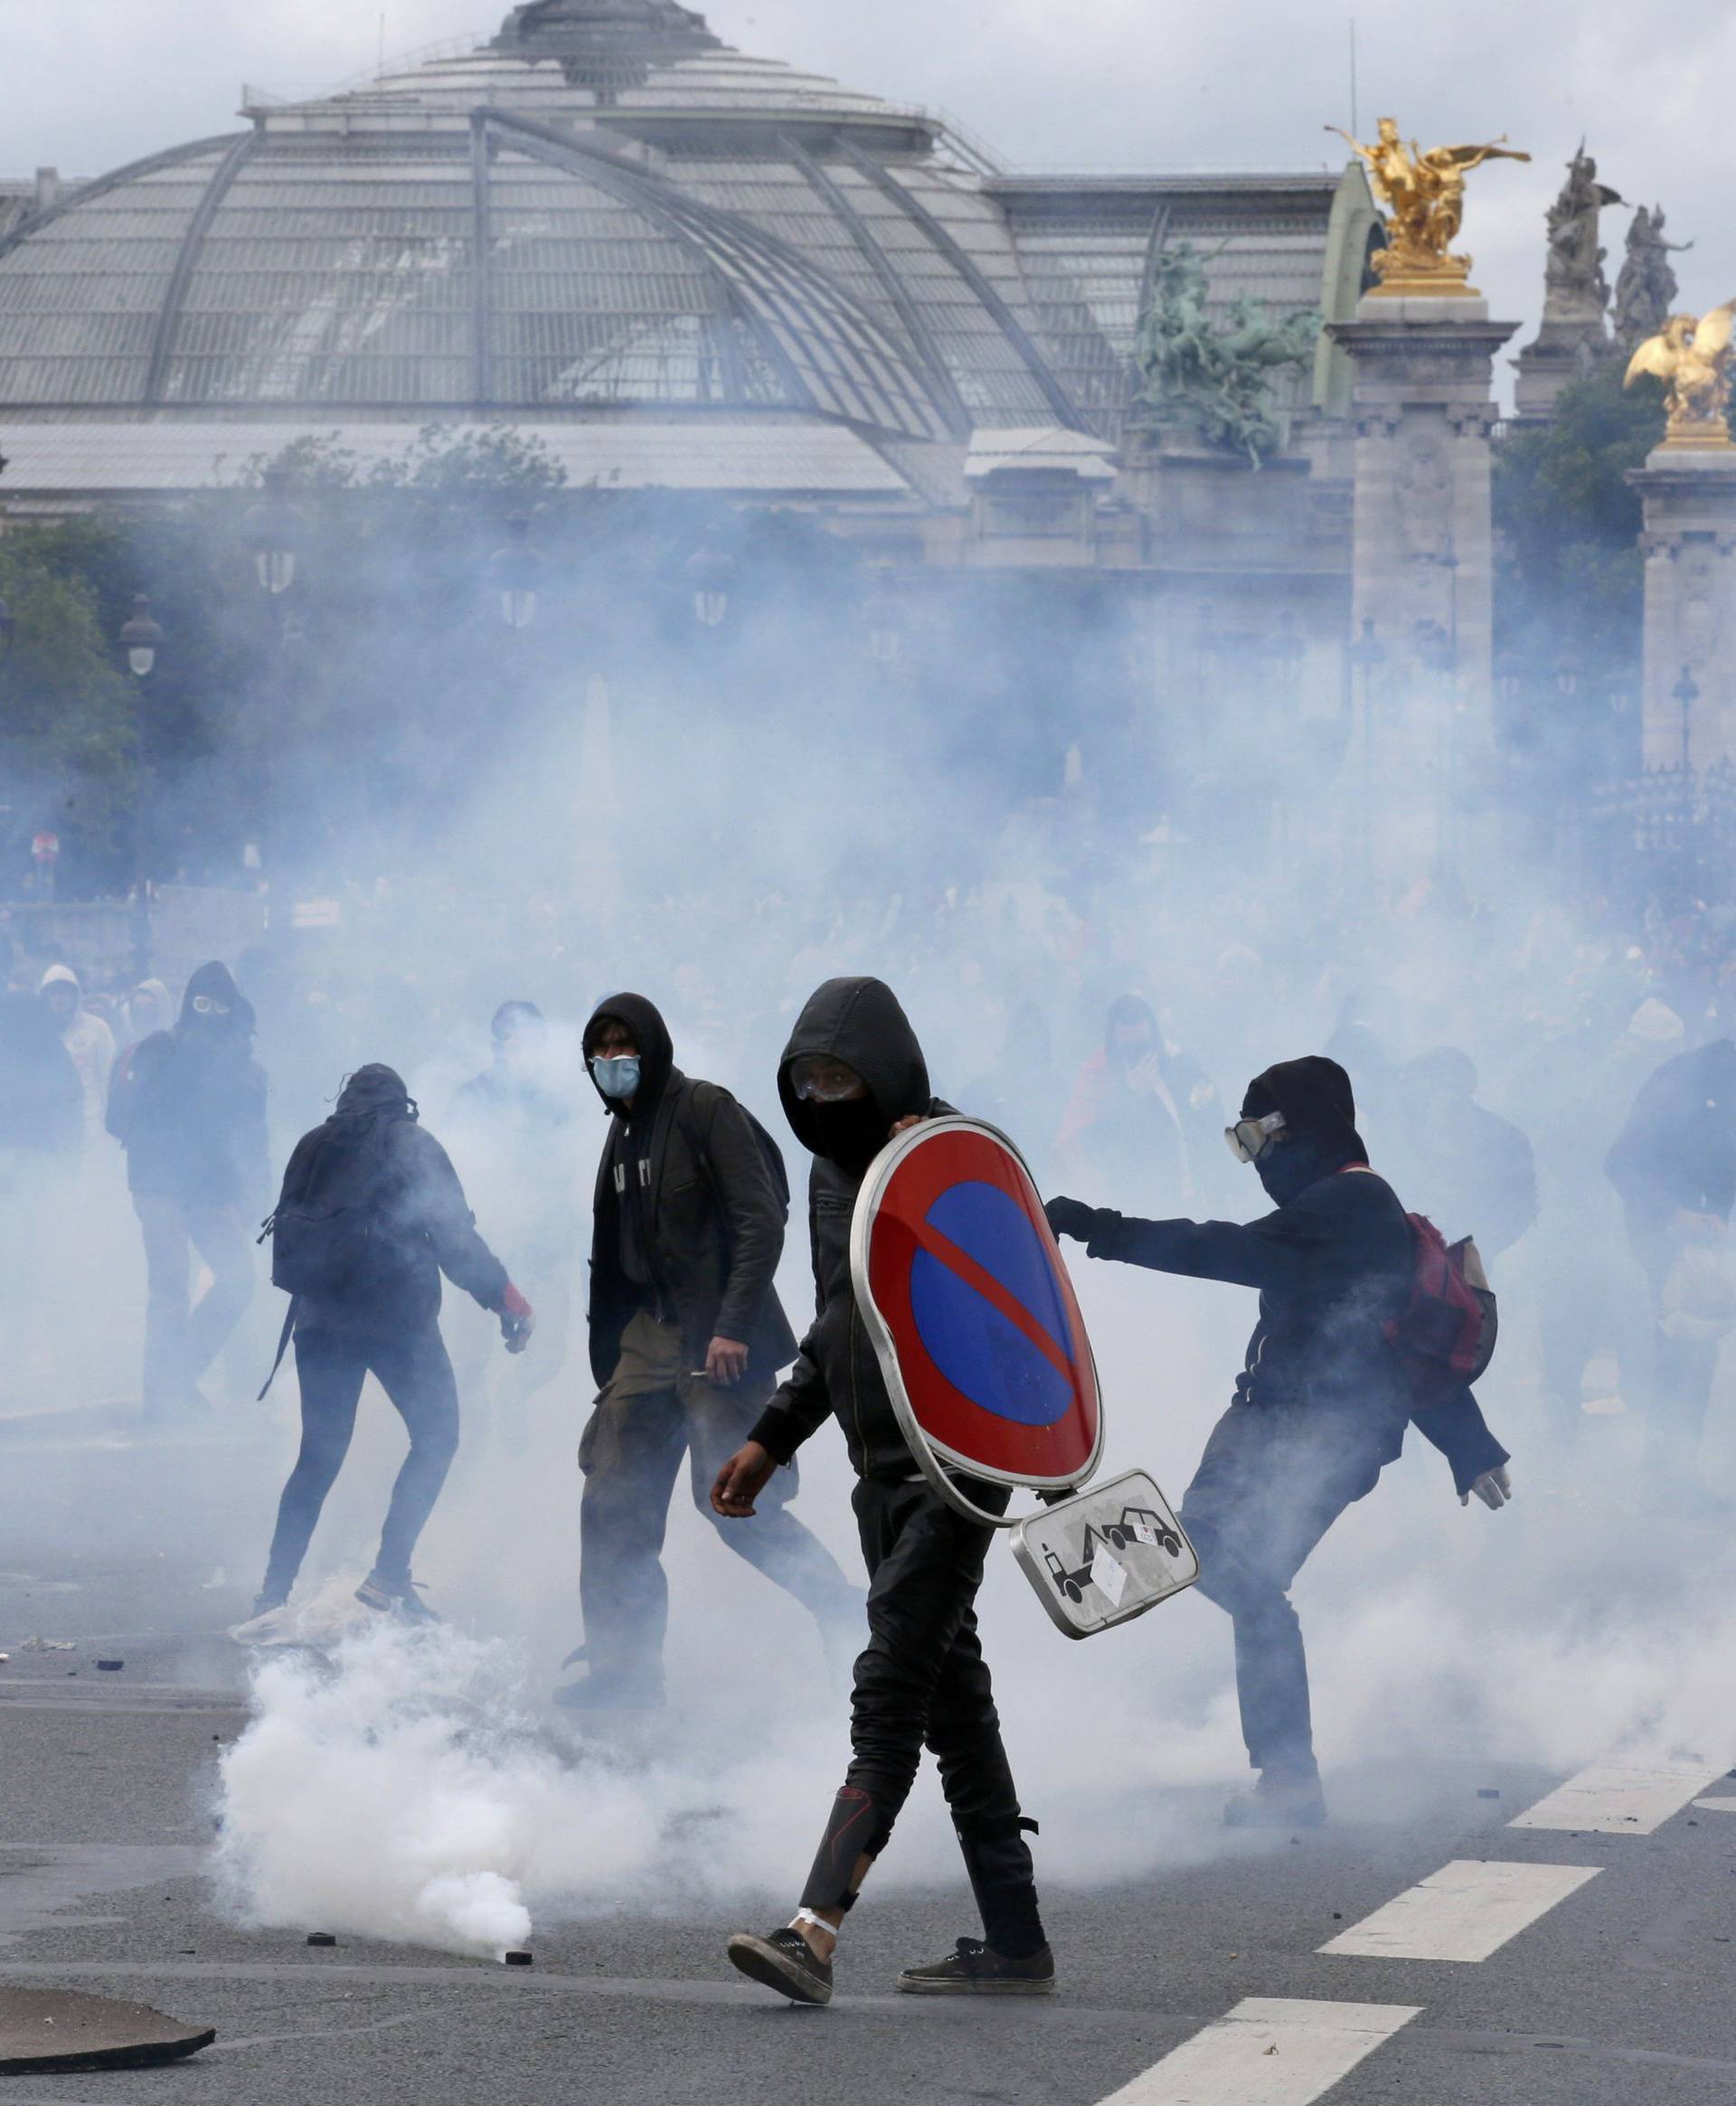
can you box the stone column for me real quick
[1327,296,1519,735]
[1628,449,1736,770]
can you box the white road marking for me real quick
[1508,1761,1728,1836]
[1693,1796,1736,1814]
[1094,1997,1419,2105]
[1319,1859,1599,1963]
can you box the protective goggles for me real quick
[1224,1110,1287,1164]
[789,1054,866,1104]
[190,994,231,1016]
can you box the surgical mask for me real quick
[593,1054,640,1101]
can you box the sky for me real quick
[3,0,1731,370]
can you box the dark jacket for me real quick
[278,1064,510,1336]
[1385,1049,1538,1256]
[1071,1057,1508,1497]
[750,977,945,1483]
[583,992,796,1390]
[106,962,269,1209]
[1606,1039,1736,1242]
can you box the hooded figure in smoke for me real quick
[106,961,269,1421]
[1055,994,1224,1214]
[714,977,1053,2006]
[1049,1055,1513,1827]
[39,962,115,1149]
[564,990,858,1712]
[244,1063,534,1629]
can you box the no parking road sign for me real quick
[852,1117,1104,1520]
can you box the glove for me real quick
[1461,1465,1512,1510]
[500,1282,535,1355]
[1044,1195,1099,1244]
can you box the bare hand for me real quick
[1462,1465,1513,1510]
[890,1115,926,1138]
[712,1440,776,1518]
[705,1336,750,1387]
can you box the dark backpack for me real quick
[1384,1214,1498,1410]
[675,1091,789,1214]
[259,1119,404,1301]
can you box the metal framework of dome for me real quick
[0,0,1372,452]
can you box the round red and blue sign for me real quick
[852,1117,1102,1498]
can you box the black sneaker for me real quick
[1223,1769,1327,1830]
[354,1573,440,1626]
[897,1936,1055,1996]
[726,1927,833,2007]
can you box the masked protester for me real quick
[1048,1055,1512,1828]
[106,962,269,1421]
[1605,1037,1736,1498]
[568,993,858,1711]
[241,1064,533,1632]
[1055,995,1222,1214]
[714,977,1052,2007]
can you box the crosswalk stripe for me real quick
[1093,1997,1420,2105]
[1508,1761,1727,1836]
[1692,1796,1736,1814]
[1318,1859,1599,1962]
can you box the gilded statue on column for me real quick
[1624,302,1736,448]
[1327,118,1529,296]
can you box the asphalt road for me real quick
[0,1415,1732,2106]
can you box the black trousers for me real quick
[262,1324,460,1601]
[798,1476,1044,1958]
[1179,1402,1386,1780]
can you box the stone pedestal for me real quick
[1326,296,1518,736]
[1629,445,1736,770]
[1512,325,1602,423]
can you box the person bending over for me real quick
[1048,1055,1512,1827]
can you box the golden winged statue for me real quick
[1327,118,1529,296]
[1624,302,1736,446]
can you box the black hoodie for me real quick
[1072,1053,1507,1496]
[274,1063,510,1334]
[750,977,944,1481]
[583,992,796,1389]
[106,961,269,1207]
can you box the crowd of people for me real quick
[1,851,1734,2001]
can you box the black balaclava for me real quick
[1242,1055,1367,1206]
[177,959,256,1041]
[778,977,930,1185]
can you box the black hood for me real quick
[177,960,256,1038]
[583,991,674,1115]
[778,977,930,1164]
[335,1063,416,1121]
[1242,1054,1368,1204]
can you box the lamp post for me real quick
[118,595,165,975]
[241,467,307,599]
[0,596,14,657]
[1673,664,1700,774]
[488,513,544,631]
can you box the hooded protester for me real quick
[1055,994,1223,1214]
[714,977,1053,2007]
[39,963,116,1148]
[1048,1055,1513,1827]
[121,978,173,1051]
[243,1064,533,1630]
[568,991,857,1711]
[106,962,269,1421]
[1605,1038,1736,1494]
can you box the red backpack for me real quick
[1384,1214,1498,1411]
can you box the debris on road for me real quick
[0,1988,214,2073]
[18,1638,75,1653]
[96,1659,124,1672]
[505,1951,533,1968]
[306,1933,335,1948]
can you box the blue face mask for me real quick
[593,1054,641,1101]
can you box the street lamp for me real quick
[487,513,544,630]
[241,467,307,597]
[118,595,164,679]
[686,548,736,629]
[1673,664,1700,773]
[0,597,14,656]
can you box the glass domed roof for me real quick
[0,0,1088,437]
